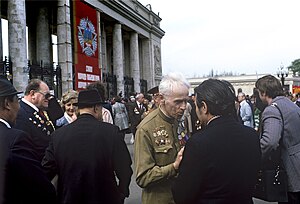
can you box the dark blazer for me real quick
[172,116,261,204]
[42,114,133,204]
[0,122,56,204]
[15,100,55,161]
[127,102,144,135]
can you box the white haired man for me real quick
[134,72,190,203]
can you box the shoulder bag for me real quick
[253,103,288,202]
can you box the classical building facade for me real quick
[0,0,164,99]
[188,73,300,96]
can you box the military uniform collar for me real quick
[158,107,176,124]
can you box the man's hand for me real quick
[173,147,185,170]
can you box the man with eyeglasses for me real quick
[0,76,56,204]
[15,79,58,161]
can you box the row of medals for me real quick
[29,112,51,136]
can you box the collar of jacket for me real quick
[203,115,235,129]
[158,107,176,124]
[78,113,98,120]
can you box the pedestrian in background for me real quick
[237,92,254,128]
[172,79,261,204]
[256,75,300,203]
[42,89,133,204]
[134,72,189,204]
[112,95,129,139]
[128,93,145,137]
[0,76,56,204]
[86,81,114,124]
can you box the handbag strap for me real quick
[270,102,284,167]
[270,103,284,139]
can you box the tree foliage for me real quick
[288,59,300,75]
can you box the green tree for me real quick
[288,59,300,75]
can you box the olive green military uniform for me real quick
[134,108,181,204]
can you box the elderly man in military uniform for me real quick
[134,72,190,204]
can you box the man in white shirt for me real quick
[237,92,254,128]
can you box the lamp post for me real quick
[277,64,288,88]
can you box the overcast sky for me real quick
[139,0,300,78]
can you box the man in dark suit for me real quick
[42,89,133,204]
[128,93,145,138]
[0,76,56,204]
[15,79,56,161]
[172,79,261,204]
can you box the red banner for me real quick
[292,86,300,94]
[73,0,100,90]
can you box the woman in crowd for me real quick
[112,95,129,139]
[56,90,78,127]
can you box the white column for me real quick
[36,7,52,65]
[130,32,140,93]
[101,24,107,73]
[113,23,124,95]
[8,0,28,91]
[142,39,154,88]
[57,0,73,93]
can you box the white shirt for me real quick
[0,118,11,128]
[22,98,39,112]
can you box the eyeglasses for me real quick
[36,91,52,100]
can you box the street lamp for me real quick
[277,64,288,88]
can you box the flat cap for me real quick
[0,75,22,97]
[147,86,159,95]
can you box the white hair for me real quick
[159,72,190,97]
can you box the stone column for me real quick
[130,32,140,93]
[8,0,28,91]
[142,39,154,88]
[113,23,124,95]
[36,7,52,65]
[57,0,73,93]
[101,24,108,74]
[28,23,37,65]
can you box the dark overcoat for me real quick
[127,102,144,135]
[15,100,55,161]
[172,116,261,204]
[42,114,133,204]
[0,122,56,204]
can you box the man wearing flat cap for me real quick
[147,86,160,112]
[0,76,56,204]
[42,89,133,204]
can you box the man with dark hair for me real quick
[0,76,56,203]
[42,89,133,204]
[256,74,300,204]
[172,79,261,204]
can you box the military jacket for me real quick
[134,108,181,204]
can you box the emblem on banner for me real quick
[77,17,97,57]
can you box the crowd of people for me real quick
[0,72,300,204]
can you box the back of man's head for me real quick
[255,75,284,99]
[194,79,236,117]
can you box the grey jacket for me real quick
[260,96,300,192]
